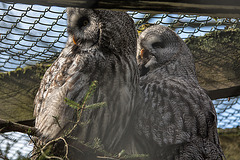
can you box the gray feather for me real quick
[136,25,224,159]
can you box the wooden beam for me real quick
[2,0,240,18]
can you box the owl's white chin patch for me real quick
[145,56,157,68]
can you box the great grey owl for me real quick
[34,8,140,158]
[135,25,224,159]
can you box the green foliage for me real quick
[91,138,104,150]
[64,98,80,110]
[65,80,101,111]
[65,98,106,111]
[83,80,98,104]
[85,102,107,110]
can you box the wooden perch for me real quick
[0,118,37,136]
[0,118,148,159]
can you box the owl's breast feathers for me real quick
[34,42,140,151]
[136,75,224,159]
[34,47,100,140]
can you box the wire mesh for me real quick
[214,97,240,128]
[0,132,33,159]
[0,1,239,159]
[0,2,67,72]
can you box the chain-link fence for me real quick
[0,132,33,159]
[0,1,239,159]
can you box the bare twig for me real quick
[97,156,119,160]
[40,148,63,160]
[0,118,37,136]
[60,137,69,160]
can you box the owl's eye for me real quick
[83,20,89,26]
[152,42,164,49]
[77,17,89,28]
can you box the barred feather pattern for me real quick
[34,8,140,156]
[136,25,224,159]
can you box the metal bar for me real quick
[2,0,240,17]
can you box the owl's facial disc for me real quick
[68,10,100,49]
[72,17,90,45]
[74,16,99,48]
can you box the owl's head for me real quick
[67,8,137,56]
[67,8,100,50]
[137,25,194,77]
[137,25,183,67]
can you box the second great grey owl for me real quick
[34,8,140,158]
[135,25,224,159]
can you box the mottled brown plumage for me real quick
[136,25,224,159]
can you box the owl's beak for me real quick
[145,56,157,68]
[140,49,144,59]
[73,35,77,45]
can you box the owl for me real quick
[33,8,140,158]
[135,25,224,159]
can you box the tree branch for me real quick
[0,118,37,136]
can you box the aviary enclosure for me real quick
[0,1,239,159]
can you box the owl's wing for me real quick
[137,76,220,147]
[33,47,91,140]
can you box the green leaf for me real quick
[82,80,98,104]
[64,98,80,110]
[85,102,106,110]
